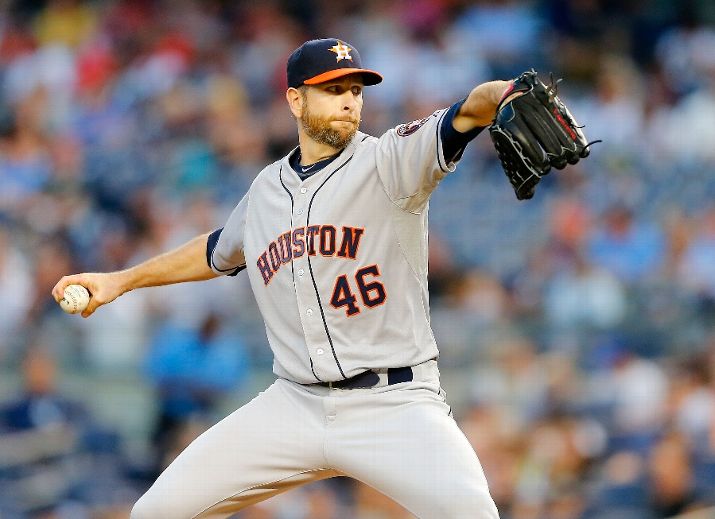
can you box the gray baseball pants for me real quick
[131,361,499,518]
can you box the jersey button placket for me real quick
[296,186,308,217]
[293,183,329,377]
[293,186,309,286]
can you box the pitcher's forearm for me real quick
[53,233,223,317]
[453,80,512,131]
[118,233,218,293]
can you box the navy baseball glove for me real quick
[489,70,594,200]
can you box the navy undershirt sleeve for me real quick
[206,227,244,276]
[440,99,486,164]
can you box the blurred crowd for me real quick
[1,0,715,518]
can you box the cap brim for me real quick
[303,68,383,86]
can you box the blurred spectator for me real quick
[589,450,650,518]
[678,207,715,304]
[145,312,249,471]
[548,195,592,250]
[470,336,549,427]
[0,229,33,356]
[452,0,542,76]
[0,89,51,213]
[571,55,644,158]
[33,0,97,49]
[602,351,669,448]
[544,251,626,331]
[655,5,715,97]
[28,236,76,323]
[646,432,700,516]
[0,348,87,433]
[661,69,715,162]
[587,205,665,284]
[0,348,134,516]
[669,357,715,446]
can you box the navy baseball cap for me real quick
[286,38,383,88]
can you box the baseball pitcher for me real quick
[53,38,591,518]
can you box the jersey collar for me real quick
[281,132,366,188]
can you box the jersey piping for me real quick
[435,109,450,173]
[209,229,247,275]
[279,165,323,383]
[305,156,354,379]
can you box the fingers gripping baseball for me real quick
[52,273,125,318]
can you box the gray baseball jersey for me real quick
[210,109,456,384]
[134,108,500,519]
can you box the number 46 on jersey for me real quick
[330,265,386,317]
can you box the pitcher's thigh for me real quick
[132,381,333,519]
[334,391,499,519]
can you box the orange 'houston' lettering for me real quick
[292,228,306,258]
[257,252,273,285]
[320,225,337,256]
[306,226,320,256]
[337,226,364,259]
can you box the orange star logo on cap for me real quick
[329,41,353,62]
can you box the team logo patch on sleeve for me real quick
[396,116,431,137]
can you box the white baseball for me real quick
[59,284,90,314]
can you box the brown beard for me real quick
[300,99,360,150]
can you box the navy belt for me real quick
[316,367,413,389]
